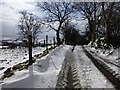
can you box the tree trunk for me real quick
[28,35,32,65]
[105,22,111,44]
[92,20,96,43]
[56,22,62,45]
[88,18,93,42]
[56,30,60,45]
[102,2,114,45]
[91,2,97,44]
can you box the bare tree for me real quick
[37,2,74,45]
[102,2,115,45]
[73,2,101,43]
[61,20,79,45]
[18,11,42,46]
[101,2,120,47]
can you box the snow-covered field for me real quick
[0,45,71,88]
[85,45,120,75]
[0,47,45,76]
[74,46,114,88]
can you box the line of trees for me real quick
[37,2,74,45]
[73,2,120,48]
[18,2,120,48]
[61,20,88,45]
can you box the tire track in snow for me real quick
[75,46,114,88]
[56,47,81,89]
[83,47,120,89]
[76,49,92,88]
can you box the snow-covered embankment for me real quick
[1,45,71,88]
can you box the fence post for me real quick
[118,47,120,74]
[53,37,55,48]
[39,42,40,46]
[28,35,32,65]
[46,35,48,52]
[50,40,52,47]
[44,40,45,47]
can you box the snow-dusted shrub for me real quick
[88,37,113,53]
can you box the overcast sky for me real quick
[0,0,87,40]
[1,0,46,37]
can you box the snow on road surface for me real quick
[85,45,120,75]
[0,45,117,89]
[74,46,115,88]
[1,45,71,88]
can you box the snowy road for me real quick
[0,45,118,89]
[56,48,81,88]
[74,46,115,88]
[57,45,116,89]
[85,45,120,75]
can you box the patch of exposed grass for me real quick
[12,63,29,71]
[1,68,14,80]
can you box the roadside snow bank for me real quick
[1,45,71,88]
[85,45,119,74]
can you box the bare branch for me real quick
[18,11,42,45]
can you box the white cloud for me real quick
[1,0,39,36]
[3,0,36,11]
[2,0,36,21]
